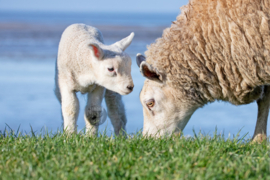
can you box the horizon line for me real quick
[0,9,181,15]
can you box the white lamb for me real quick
[55,24,135,135]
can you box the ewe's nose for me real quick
[127,85,134,92]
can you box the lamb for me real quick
[55,24,134,135]
[136,0,270,142]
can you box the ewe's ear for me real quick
[136,53,146,67]
[90,43,104,60]
[140,61,163,83]
[113,32,135,51]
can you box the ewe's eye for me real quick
[146,99,155,109]
[108,67,114,72]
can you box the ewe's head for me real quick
[90,33,134,95]
[136,54,199,136]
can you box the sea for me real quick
[0,11,267,138]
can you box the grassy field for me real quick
[0,129,269,180]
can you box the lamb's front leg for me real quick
[84,86,106,136]
[105,90,127,136]
[252,85,270,143]
[60,87,80,134]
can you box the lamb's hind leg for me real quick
[252,85,270,143]
[105,90,127,136]
[60,87,80,134]
[84,86,106,136]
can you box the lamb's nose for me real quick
[127,85,134,91]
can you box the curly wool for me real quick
[145,0,270,106]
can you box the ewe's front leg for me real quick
[84,86,106,136]
[252,85,270,143]
[61,88,80,134]
[105,90,127,136]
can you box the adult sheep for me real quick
[136,0,270,142]
[55,24,134,135]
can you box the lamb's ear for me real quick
[90,43,104,60]
[114,32,135,51]
[136,53,146,67]
[140,61,163,82]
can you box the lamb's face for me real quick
[90,32,135,95]
[137,54,197,136]
[97,53,134,95]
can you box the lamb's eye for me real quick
[146,99,155,108]
[108,67,114,72]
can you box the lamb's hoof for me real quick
[63,127,77,135]
[85,107,107,126]
[86,111,101,126]
[252,134,267,144]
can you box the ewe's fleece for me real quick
[146,0,270,105]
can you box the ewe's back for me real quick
[146,0,270,105]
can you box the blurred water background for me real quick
[0,11,268,138]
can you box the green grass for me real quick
[0,129,270,180]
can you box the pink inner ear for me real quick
[143,65,160,80]
[91,45,100,58]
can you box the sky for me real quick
[0,0,188,13]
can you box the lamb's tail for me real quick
[54,58,61,103]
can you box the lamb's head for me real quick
[90,33,135,95]
[137,54,199,136]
